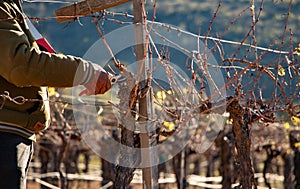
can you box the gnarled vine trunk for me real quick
[113,71,139,189]
[227,99,256,189]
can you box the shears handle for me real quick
[110,75,123,84]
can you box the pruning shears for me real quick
[110,74,126,84]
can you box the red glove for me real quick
[79,65,112,96]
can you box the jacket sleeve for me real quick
[0,3,93,88]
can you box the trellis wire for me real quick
[23,0,74,3]
[103,11,295,55]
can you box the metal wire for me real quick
[104,11,295,55]
[23,0,74,4]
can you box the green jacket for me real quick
[0,0,94,140]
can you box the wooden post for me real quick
[55,0,132,23]
[133,0,158,188]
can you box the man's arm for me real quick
[0,2,94,88]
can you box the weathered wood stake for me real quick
[133,0,158,188]
[55,0,132,23]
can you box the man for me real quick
[0,0,112,188]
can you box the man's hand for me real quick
[79,65,112,96]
